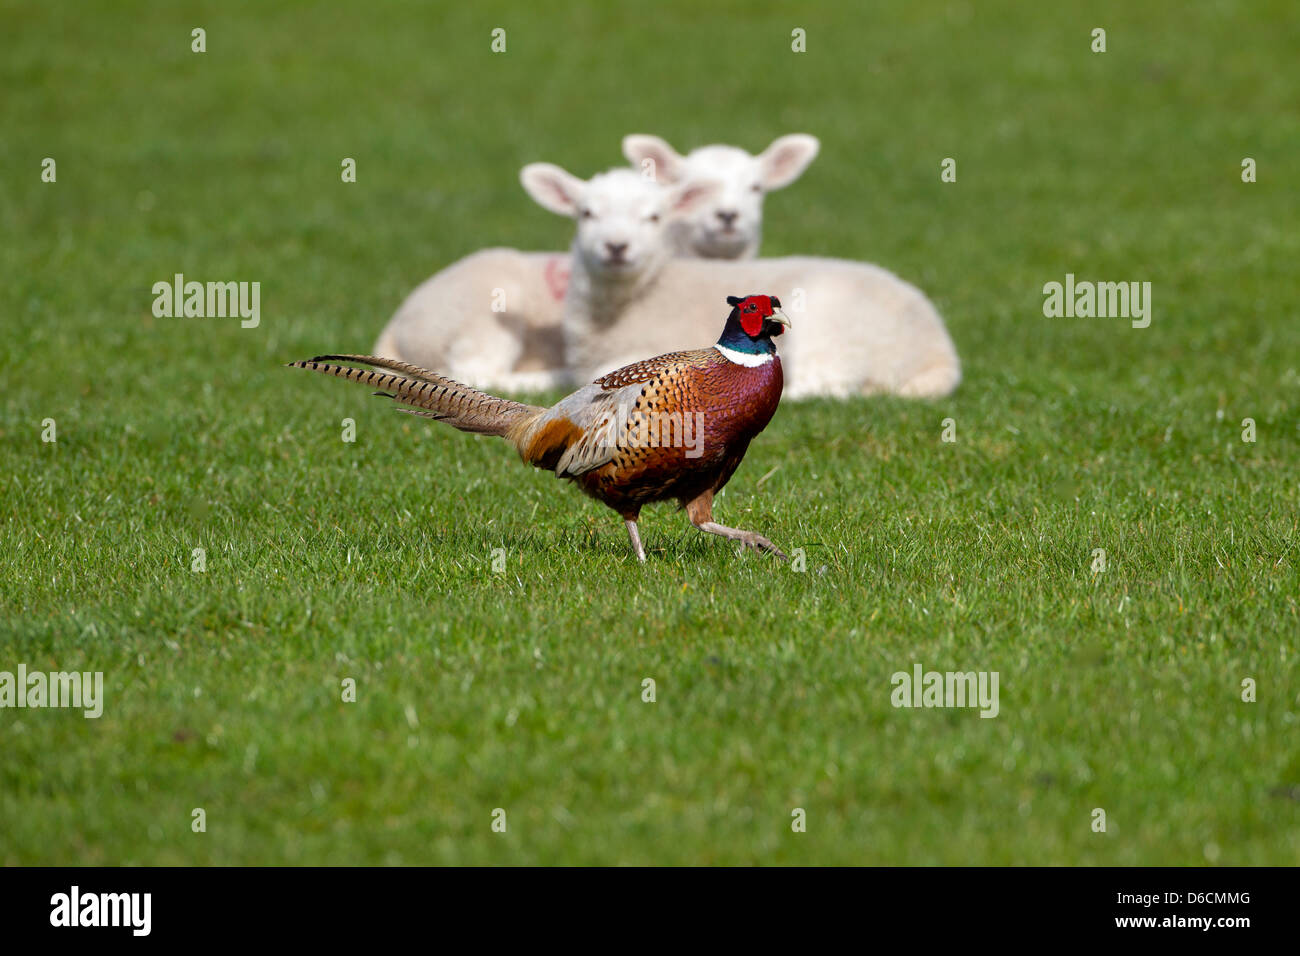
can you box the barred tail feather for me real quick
[288,354,543,437]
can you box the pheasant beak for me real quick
[770,308,792,329]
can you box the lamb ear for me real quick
[520,163,586,217]
[758,134,820,190]
[622,134,688,184]
[666,178,721,217]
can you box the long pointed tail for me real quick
[287,354,543,438]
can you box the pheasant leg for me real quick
[625,519,647,563]
[695,521,787,560]
[684,488,786,560]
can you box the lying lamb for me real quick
[372,135,821,392]
[520,162,961,399]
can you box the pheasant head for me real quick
[715,294,792,365]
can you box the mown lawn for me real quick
[1,0,1297,864]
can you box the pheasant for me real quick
[288,294,791,562]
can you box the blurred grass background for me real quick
[1,0,1298,864]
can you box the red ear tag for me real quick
[740,311,763,336]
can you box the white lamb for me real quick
[519,163,962,399]
[372,135,820,392]
[621,133,821,259]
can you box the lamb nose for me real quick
[606,242,628,256]
[716,210,739,225]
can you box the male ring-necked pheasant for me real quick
[289,294,790,561]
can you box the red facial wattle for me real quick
[738,294,774,336]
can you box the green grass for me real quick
[2,0,1299,864]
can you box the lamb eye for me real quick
[750,183,762,193]
[648,213,660,223]
[580,209,595,220]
